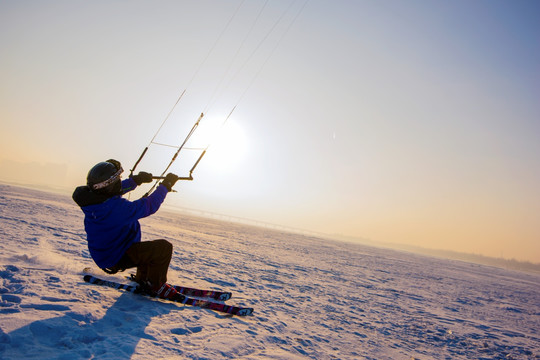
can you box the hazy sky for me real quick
[1,1,539,262]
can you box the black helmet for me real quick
[87,159,123,194]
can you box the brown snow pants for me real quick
[106,239,173,287]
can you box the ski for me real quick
[126,274,232,301]
[173,285,232,301]
[127,274,232,301]
[86,268,232,301]
[83,275,253,316]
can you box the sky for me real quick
[1,0,539,263]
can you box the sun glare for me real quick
[203,120,248,172]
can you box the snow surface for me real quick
[0,183,539,360]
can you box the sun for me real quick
[202,120,248,172]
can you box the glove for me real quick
[161,173,179,191]
[131,171,153,185]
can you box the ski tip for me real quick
[236,308,254,316]
[83,274,92,282]
[219,292,232,301]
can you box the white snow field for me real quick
[0,183,539,359]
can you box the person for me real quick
[72,158,181,299]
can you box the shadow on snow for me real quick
[0,291,181,359]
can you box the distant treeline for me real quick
[397,246,540,274]
[331,234,540,274]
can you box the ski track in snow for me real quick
[0,183,539,359]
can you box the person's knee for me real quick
[155,239,172,254]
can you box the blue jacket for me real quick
[72,178,168,268]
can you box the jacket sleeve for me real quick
[114,184,169,222]
[121,178,138,195]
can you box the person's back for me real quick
[73,159,181,299]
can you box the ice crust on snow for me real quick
[0,183,539,359]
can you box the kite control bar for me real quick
[151,175,193,181]
[149,146,206,183]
